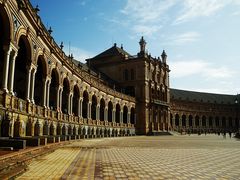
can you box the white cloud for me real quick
[132,25,162,37]
[121,0,176,37]
[122,0,175,23]
[174,0,230,24]
[170,32,201,45]
[63,46,95,63]
[169,59,236,79]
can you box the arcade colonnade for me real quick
[0,0,136,138]
[170,113,239,133]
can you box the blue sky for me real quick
[30,0,240,95]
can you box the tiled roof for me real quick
[92,44,131,59]
[170,88,237,104]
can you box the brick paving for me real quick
[17,135,240,179]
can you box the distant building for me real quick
[87,38,170,135]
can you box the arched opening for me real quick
[108,101,113,122]
[209,116,213,127]
[68,125,72,135]
[175,114,179,126]
[82,90,89,118]
[202,116,206,127]
[72,85,80,116]
[14,36,31,99]
[34,56,47,106]
[228,117,232,127]
[222,116,226,128]
[123,106,128,124]
[215,116,219,127]
[189,115,193,127]
[100,98,105,121]
[130,107,135,124]
[62,78,70,114]
[195,116,199,127]
[43,121,49,135]
[1,114,11,137]
[57,124,61,135]
[34,121,40,136]
[62,125,66,135]
[124,69,128,81]
[91,95,97,120]
[235,118,239,129]
[49,68,59,110]
[0,6,11,87]
[115,103,120,123]
[50,123,54,135]
[182,115,186,127]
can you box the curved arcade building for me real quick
[0,0,239,147]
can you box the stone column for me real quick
[46,80,51,108]
[78,98,81,117]
[68,93,72,115]
[104,108,108,121]
[2,46,12,93]
[120,111,123,124]
[30,69,36,103]
[79,98,83,118]
[96,105,100,120]
[127,112,131,124]
[88,102,92,119]
[112,109,116,122]
[26,66,32,102]
[8,52,17,95]
[186,116,189,127]
[172,117,175,129]
[59,87,63,112]
[43,78,48,107]
[56,86,60,111]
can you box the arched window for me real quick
[189,115,193,126]
[82,91,89,118]
[108,101,113,122]
[62,78,70,114]
[100,98,105,121]
[73,85,80,116]
[222,117,226,128]
[91,95,97,120]
[123,106,128,124]
[34,56,47,106]
[195,116,199,127]
[228,117,232,127]
[202,116,206,126]
[115,104,120,123]
[209,116,213,127]
[182,115,186,126]
[14,36,32,100]
[49,68,59,110]
[175,114,179,126]
[130,107,135,124]
[215,116,219,127]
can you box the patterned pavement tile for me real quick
[17,135,240,179]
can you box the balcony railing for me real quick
[2,93,135,129]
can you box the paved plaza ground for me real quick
[17,134,240,179]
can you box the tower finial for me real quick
[139,36,146,54]
[161,50,167,63]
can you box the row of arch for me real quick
[0,4,136,125]
[170,114,239,129]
